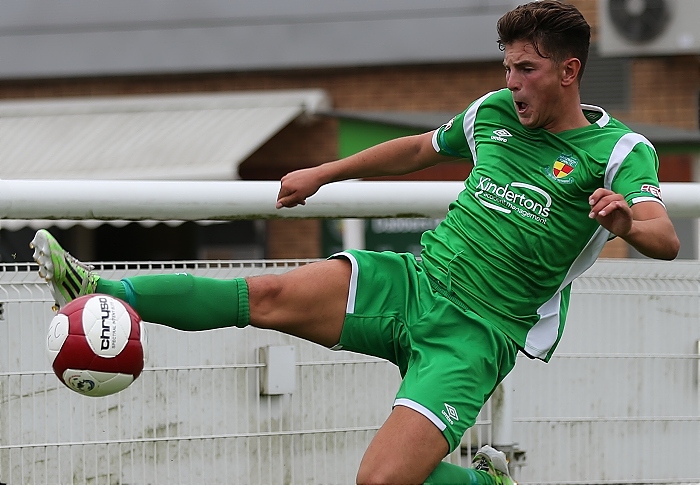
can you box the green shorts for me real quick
[331,249,518,452]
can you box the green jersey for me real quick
[423,88,664,361]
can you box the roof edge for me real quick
[326,110,700,148]
[0,89,332,117]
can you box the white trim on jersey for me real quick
[526,131,657,359]
[394,398,447,431]
[526,226,609,359]
[431,130,441,153]
[581,103,610,127]
[631,196,666,207]
[604,133,654,189]
[432,90,497,161]
[463,91,497,165]
[526,292,561,359]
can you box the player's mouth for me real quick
[515,101,529,115]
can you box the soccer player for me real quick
[31,1,679,483]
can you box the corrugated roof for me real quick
[0,89,330,230]
[0,89,330,180]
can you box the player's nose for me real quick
[506,74,520,91]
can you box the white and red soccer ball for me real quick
[46,294,147,397]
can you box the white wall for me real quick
[511,260,700,483]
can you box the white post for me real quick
[693,155,700,259]
[342,219,366,250]
[492,373,514,449]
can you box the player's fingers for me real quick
[276,183,296,206]
[276,193,307,209]
[588,188,614,206]
[276,184,289,199]
[589,197,616,218]
[594,199,628,218]
[600,199,630,217]
[276,188,293,208]
[276,196,297,209]
[590,193,624,213]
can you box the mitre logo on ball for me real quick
[47,294,148,397]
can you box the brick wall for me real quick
[570,0,598,43]
[239,118,339,181]
[0,62,505,112]
[626,57,700,130]
[265,219,322,259]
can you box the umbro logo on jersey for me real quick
[441,403,459,425]
[491,129,513,143]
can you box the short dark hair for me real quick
[497,0,591,81]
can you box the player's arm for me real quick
[276,131,459,208]
[588,188,680,260]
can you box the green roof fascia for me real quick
[338,118,422,158]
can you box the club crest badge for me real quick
[544,154,578,184]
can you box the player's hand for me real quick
[276,168,325,209]
[588,188,633,237]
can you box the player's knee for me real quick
[247,274,285,322]
[356,462,401,485]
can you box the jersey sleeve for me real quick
[431,110,474,160]
[610,140,665,208]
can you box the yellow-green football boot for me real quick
[30,229,99,310]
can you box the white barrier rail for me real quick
[0,180,698,220]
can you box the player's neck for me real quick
[546,94,590,134]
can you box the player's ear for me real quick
[560,58,581,87]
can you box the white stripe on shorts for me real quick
[332,251,359,314]
[394,398,446,431]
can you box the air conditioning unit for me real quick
[598,0,700,56]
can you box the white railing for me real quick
[0,180,698,220]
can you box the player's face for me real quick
[503,40,565,131]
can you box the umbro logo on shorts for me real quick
[441,403,459,425]
[491,129,513,143]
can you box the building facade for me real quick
[0,0,696,260]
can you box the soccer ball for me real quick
[46,294,147,397]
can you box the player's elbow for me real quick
[629,214,681,260]
[643,233,681,260]
[662,234,681,260]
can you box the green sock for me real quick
[96,274,250,331]
[424,462,495,485]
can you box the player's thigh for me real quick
[247,258,351,347]
[396,301,518,452]
[331,250,430,366]
[357,405,448,485]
